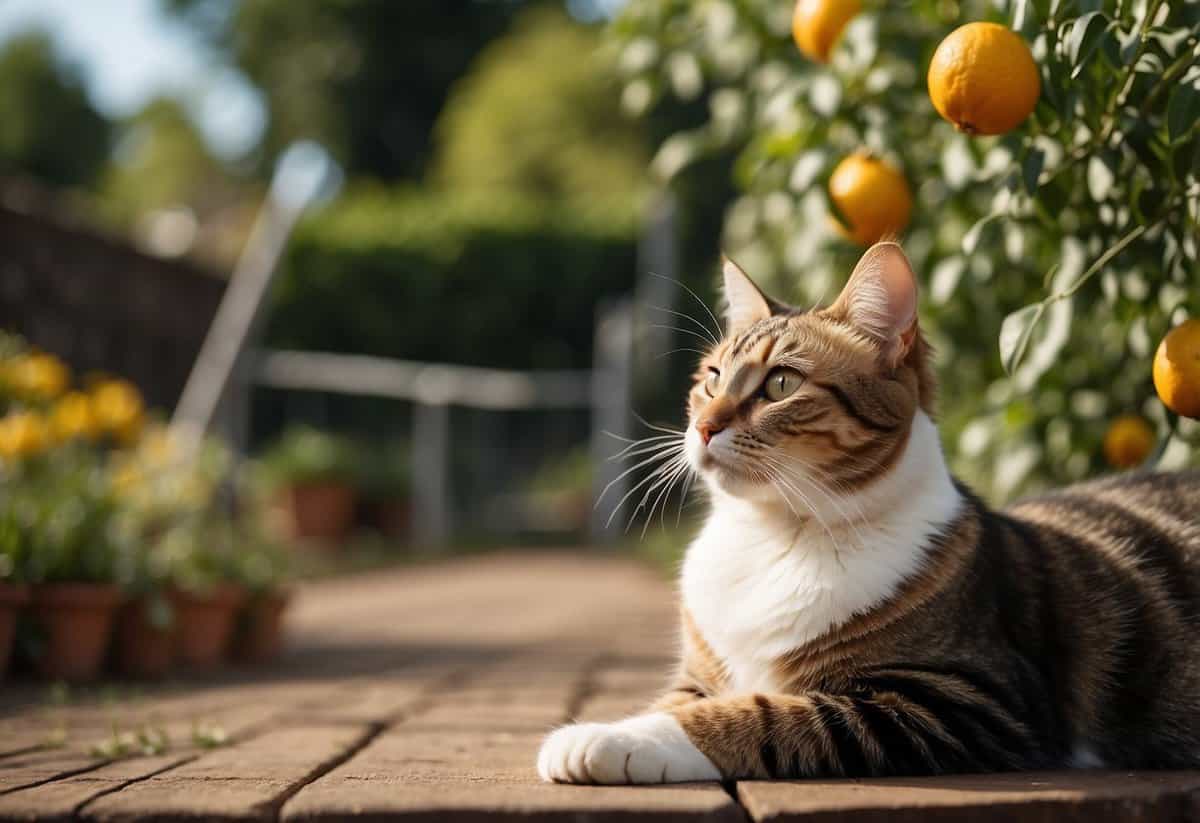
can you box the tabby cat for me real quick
[537,241,1200,784]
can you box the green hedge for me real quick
[266,188,641,370]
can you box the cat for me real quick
[537,241,1200,784]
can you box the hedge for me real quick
[265,188,641,370]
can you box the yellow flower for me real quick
[0,412,50,460]
[91,379,145,444]
[6,353,70,401]
[50,391,98,441]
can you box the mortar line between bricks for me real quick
[0,761,109,798]
[71,753,203,820]
[266,722,386,823]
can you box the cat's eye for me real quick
[763,368,803,401]
[704,369,720,396]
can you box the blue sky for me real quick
[0,0,265,159]
[0,0,625,161]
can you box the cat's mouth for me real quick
[686,428,764,485]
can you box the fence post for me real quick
[589,299,634,544]
[411,400,451,547]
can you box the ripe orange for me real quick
[792,0,861,63]
[1103,414,1155,469]
[828,153,912,246]
[1153,319,1200,419]
[927,22,1040,136]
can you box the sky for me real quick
[0,0,625,161]
[0,0,265,159]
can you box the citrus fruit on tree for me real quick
[828,153,913,246]
[927,22,1040,136]
[1153,319,1200,420]
[792,0,861,63]
[1103,414,1155,469]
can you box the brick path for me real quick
[2,551,1199,821]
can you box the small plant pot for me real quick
[115,595,176,679]
[234,590,291,664]
[30,583,121,682]
[171,585,245,670]
[283,482,356,543]
[0,583,31,680]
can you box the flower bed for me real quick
[0,332,291,681]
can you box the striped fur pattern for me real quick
[537,242,1200,784]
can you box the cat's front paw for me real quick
[537,713,720,784]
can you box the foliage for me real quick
[0,32,112,188]
[254,425,361,490]
[432,5,650,203]
[611,0,1200,499]
[96,98,236,230]
[266,187,639,369]
[163,0,530,181]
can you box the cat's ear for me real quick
[830,242,919,367]
[721,257,774,335]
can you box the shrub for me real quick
[266,187,640,370]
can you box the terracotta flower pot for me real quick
[234,590,291,664]
[30,583,121,681]
[115,595,176,679]
[0,583,31,680]
[171,584,245,670]
[283,482,356,543]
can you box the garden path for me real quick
[1,551,1199,821]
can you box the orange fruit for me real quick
[828,153,913,246]
[927,22,1040,136]
[1153,319,1200,419]
[792,0,861,63]
[1103,414,1155,469]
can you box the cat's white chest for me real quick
[679,412,962,695]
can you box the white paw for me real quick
[537,713,720,784]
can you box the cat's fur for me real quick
[537,242,1200,784]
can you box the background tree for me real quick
[163,0,531,181]
[0,32,112,188]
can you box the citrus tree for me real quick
[610,0,1200,499]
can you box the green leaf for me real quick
[1167,82,1200,143]
[1067,12,1110,78]
[962,212,1004,255]
[1023,147,1045,193]
[999,303,1046,375]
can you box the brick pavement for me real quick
[0,551,1197,821]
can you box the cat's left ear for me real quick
[830,242,919,367]
[722,257,777,335]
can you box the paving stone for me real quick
[81,724,371,822]
[282,728,741,822]
[737,770,1200,823]
[0,753,186,822]
[0,748,105,793]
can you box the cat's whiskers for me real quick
[605,445,687,530]
[650,305,720,347]
[647,271,724,341]
[596,440,685,513]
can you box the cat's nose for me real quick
[696,420,725,445]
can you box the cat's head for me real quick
[685,242,936,502]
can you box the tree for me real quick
[0,31,112,188]
[431,5,649,202]
[163,0,530,181]
[611,0,1200,499]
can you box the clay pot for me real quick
[371,498,410,539]
[115,595,176,679]
[233,590,291,664]
[0,583,30,679]
[282,482,356,543]
[30,584,121,681]
[171,585,245,670]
